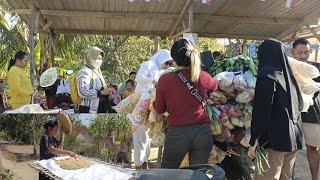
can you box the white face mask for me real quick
[91,59,103,68]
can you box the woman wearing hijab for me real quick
[76,46,110,113]
[127,49,172,169]
[248,39,304,180]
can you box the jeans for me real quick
[161,123,213,169]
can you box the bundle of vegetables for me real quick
[255,143,270,176]
[209,55,259,77]
[205,56,259,145]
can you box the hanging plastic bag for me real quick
[243,71,257,88]
[288,57,320,111]
[209,91,228,105]
[127,97,150,131]
[148,89,158,123]
[236,90,254,103]
[214,72,235,91]
[113,93,140,114]
[233,74,248,92]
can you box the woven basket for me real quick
[57,113,72,135]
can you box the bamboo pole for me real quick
[28,0,36,86]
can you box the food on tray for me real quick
[55,157,92,170]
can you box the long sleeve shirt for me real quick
[153,69,218,126]
[249,77,304,152]
[7,66,33,109]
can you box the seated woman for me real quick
[39,120,76,180]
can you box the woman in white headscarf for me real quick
[76,46,110,113]
[115,49,172,169]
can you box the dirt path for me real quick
[1,142,38,180]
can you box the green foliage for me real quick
[209,55,259,76]
[198,38,226,53]
[89,114,131,160]
[0,1,28,76]
[89,114,130,140]
[63,134,78,151]
[3,170,14,180]
[0,131,6,139]
[0,115,47,144]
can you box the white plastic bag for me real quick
[288,57,320,111]
[243,71,257,88]
[233,74,248,92]
[214,72,235,90]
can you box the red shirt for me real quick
[154,69,218,126]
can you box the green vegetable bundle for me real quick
[255,143,270,176]
[209,55,259,77]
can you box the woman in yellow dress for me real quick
[7,51,34,109]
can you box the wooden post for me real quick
[0,150,3,173]
[156,145,163,168]
[39,32,45,73]
[32,116,38,155]
[188,3,194,33]
[28,0,36,86]
[151,36,160,55]
[306,24,320,43]
[315,47,319,62]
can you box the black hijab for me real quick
[257,39,303,119]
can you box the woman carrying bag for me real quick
[153,38,218,168]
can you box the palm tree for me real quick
[0,1,28,76]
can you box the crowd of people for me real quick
[5,37,320,180]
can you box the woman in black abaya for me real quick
[248,39,304,180]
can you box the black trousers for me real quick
[161,123,213,169]
[78,97,109,113]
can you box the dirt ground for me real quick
[0,141,313,180]
[1,141,38,180]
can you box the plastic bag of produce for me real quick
[209,91,228,104]
[240,129,251,147]
[223,128,232,138]
[242,112,252,129]
[289,57,319,78]
[113,93,140,114]
[150,133,165,147]
[208,145,227,164]
[211,120,222,135]
[233,74,248,92]
[219,105,242,117]
[233,129,245,143]
[245,103,253,113]
[236,90,254,103]
[222,86,237,98]
[214,72,235,90]
[288,57,320,111]
[243,71,257,88]
[219,112,233,129]
[127,97,150,131]
[148,89,158,123]
[230,117,244,127]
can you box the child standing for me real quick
[122,80,135,99]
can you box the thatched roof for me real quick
[6,0,320,40]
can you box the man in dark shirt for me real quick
[292,38,320,180]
